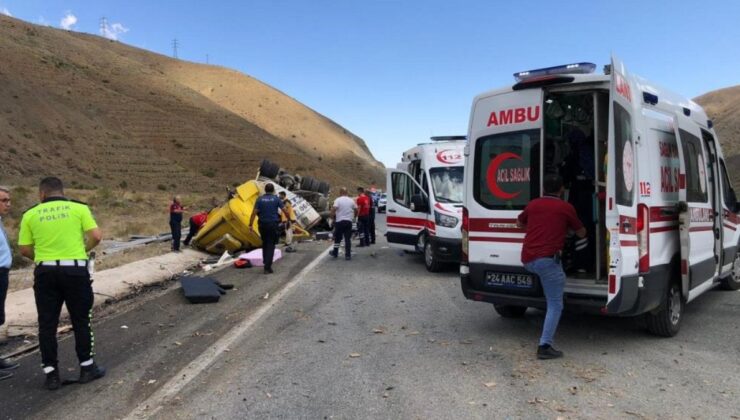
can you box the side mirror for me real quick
[411,194,429,213]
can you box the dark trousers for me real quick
[0,268,8,326]
[170,220,182,251]
[259,221,279,270]
[333,220,352,256]
[368,208,376,244]
[357,215,370,246]
[568,180,595,271]
[33,266,95,368]
[183,219,198,245]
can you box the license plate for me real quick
[486,272,534,289]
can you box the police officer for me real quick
[248,183,289,274]
[18,177,106,390]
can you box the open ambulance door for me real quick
[385,168,428,251]
[605,56,640,313]
[675,114,719,301]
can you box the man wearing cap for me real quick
[0,186,20,380]
[18,177,105,390]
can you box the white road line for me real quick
[124,245,332,419]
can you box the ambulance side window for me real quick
[679,129,708,203]
[391,172,420,209]
[613,102,634,207]
[719,160,736,209]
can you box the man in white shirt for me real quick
[330,187,357,260]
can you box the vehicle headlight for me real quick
[434,211,459,228]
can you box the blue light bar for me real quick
[514,62,596,82]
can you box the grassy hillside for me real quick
[0,15,384,194]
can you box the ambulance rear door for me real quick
[675,115,719,301]
[467,87,543,284]
[605,56,640,312]
[386,168,428,251]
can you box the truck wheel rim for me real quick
[669,287,681,325]
[425,241,433,267]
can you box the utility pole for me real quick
[206,54,209,64]
[172,39,179,59]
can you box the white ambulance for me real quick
[386,136,466,271]
[461,56,740,336]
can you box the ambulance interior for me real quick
[542,90,609,283]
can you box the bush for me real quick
[157,184,167,191]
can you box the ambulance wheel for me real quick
[259,160,280,179]
[645,282,683,337]
[423,236,442,272]
[493,304,527,318]
[720,252,740,290]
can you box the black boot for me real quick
[45,369,61,390]
[536,344,564,360]
[79,363,106,384]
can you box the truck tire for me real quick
[423,236,442,272]
[720,251,740,290]
[310,178,321,192]
[300,176,314,191]
[318,181,330,195]
[645,282,683,337]
[259,160,280,179]
[493,304,527,318]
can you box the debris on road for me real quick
[484,382,497,389]
[349,353,361,358]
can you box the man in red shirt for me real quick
[183,210,208,246]
[356,187,371,247]
[517,174,586,360]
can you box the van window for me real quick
[430,166,464,203]
[719,160,736,209]
[613,102,634,206]
[391,172,421,208]
[474,129,540,210]
[679,129,708,203]
[654,128,680,202]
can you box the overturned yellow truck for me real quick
[192,179,322,254]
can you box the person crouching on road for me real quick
[248,183,289,274]
[356,187,371,247]
[330,188,357,260]
[183,210,208,246]
[18,177,105,390]
[169,195,186,252]
[0,186,20,381]
[517,174,586,360]
[278,191,298,253]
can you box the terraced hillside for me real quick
[0,15,384,193]
[695,85,740,189]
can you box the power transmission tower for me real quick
[99,17,107,36]
[206,54,209,64]
[172,39,179,59]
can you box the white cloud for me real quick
[1,7,11,17]
[60,11,77,30]
[100,20,129,40]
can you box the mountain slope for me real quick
[695,85,740,189]
[0,15,384,193]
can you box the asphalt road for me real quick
[2,214,740,419]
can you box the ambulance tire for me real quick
[493,304,527,318]
[423,236,442,272]
[259,160,280,179]
[720,252,740,290]
[645,282,683,337]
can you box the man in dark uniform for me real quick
[248,183,289,274]
[18,177,105,390]
[367,189,377,245]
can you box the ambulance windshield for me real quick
[430,166,464,203]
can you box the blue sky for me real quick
[2,0,739,167]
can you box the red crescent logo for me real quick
[486,152,523,200]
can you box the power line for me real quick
[172,39,179,59]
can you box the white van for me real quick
[461,57,740,336]
[386,136,466,271]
